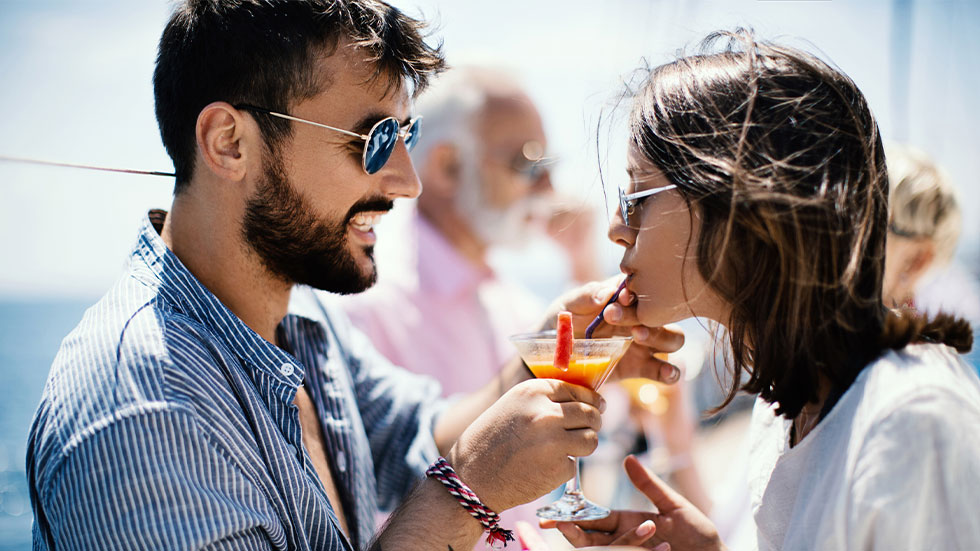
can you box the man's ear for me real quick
[419,143,462,199]
[195,102,250,182]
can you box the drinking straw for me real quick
[584,279,627,339]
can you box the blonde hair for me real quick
[886,143,961,265]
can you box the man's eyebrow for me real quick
[351,111,411,135]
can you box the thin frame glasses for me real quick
[235,104,421,175]
[619,184,678,227]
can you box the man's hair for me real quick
[627,29,971,419]
[153,0,446,192]
[886,143,961,265]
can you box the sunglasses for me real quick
[619,184,677,227]
[235,104,422,174]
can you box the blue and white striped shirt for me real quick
[27,210,448,550]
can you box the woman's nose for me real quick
[608,210,636,248]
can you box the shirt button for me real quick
[336,451,347,473]
[279,362,295,377]
[286,443,298,457]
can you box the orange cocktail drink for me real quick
[510,330,632,521]
[525,357,615,390]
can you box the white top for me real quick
[747,343,980,551]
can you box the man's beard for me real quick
[242,155,392,295]
[454,156,543,249]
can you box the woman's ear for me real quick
[418,143,462,199]
[194,102,250,182]
[904,240,937,283]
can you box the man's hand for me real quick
[545,277,685,384]
[541,455,724,551]
[446,378,605,512]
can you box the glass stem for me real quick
[566,457,582,495]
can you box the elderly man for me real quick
[26,3,681,551]
[339,67,601,394]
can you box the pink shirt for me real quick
[337,210,561,538]
[339,211,543,395]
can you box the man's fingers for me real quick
[548,380,605,411]
[559,401,602,431]
[562,427,599,457]
[624,454,687,513]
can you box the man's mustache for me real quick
[344,197,394,224]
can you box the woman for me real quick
[547,29,980,550]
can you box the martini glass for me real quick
[510,330,633,521]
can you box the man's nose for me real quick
[378,140,422,199]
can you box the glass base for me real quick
[535,490,610,521]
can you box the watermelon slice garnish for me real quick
[554,311,573,371]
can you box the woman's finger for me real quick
[609,519,658,546]
[624,455,688,513]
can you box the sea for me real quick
[0,298,95,551]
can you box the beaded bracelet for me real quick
[425,456,515,549]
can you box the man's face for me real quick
[456,96,552,247]
[242,45,421,293]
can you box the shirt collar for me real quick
[415,213,492,298]
[131,209,327,392]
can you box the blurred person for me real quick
[24,2,684,551]
[882,143,962,308]
[338,66,600,395]
[543,29,980,550]
[334,68,606,540]
[882,145,980,368]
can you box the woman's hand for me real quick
[541,455,725,551]
[543,277,685,384]
[517,520,660,551]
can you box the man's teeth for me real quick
[350,212,383,232]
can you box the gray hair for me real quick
[412,66,526,166]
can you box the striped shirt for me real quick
[26,210,448,550]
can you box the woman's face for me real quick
[608,145,727,328]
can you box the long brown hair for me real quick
[629,29,971,419]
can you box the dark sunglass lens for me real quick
[404,119,422,152]
[364,118,399,174]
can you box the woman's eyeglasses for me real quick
[235,104,421,175]
[619,184,677,227]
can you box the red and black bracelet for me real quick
[425,456,515,548]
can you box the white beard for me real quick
[453,157,547,249]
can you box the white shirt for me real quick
[747,343,980,550]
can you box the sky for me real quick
[0,0,978,300]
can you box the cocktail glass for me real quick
[510,331,633,521]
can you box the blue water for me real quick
[0,298,93,551]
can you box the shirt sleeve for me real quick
[37,408,279,551]
[847,392,980,550]
[321,300,452,512]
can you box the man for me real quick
[339,67,601,393]
[26,2,680,550]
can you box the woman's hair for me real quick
[885,143,961,265]
[628,29,971,419]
